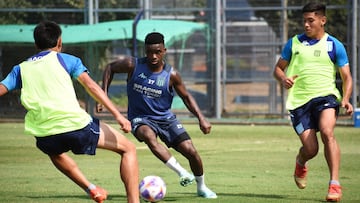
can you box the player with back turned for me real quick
[98,32,217,199]
[0,21,140,203]
[273,2,353,202]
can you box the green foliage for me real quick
[247,0,349,42]
[63,0,85,8]
[0,0,137,24]
[0,0,31,24]
[97,0,137,21]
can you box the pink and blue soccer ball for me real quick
[139,176,166,202]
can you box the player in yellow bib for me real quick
[273,2,353,202]
[0,21,139,203]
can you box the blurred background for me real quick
[0,0,358,125]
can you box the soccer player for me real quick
[98,32,217,199]
[273,2,353,202]
[0,21,140,203]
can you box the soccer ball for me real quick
[139,175,166,202]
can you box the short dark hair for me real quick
[302,2,326,16]
[33,21,62,50]
[145,32,164,45]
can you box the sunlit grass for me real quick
[0,123,359,202]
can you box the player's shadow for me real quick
[220,192,326,202]
[23,193,327,202]
[22,194,127,201]
[21,194,85,200]
[168,192,325,202]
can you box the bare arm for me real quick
[171,70,211,134]
[101,56,136,94]
[97,56,135,112]
[273,58,298,89]
[338,64,353,115]
[77,72,131,133]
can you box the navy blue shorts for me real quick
[35,118,100,155]
[289,95,339,135]
[130,116,190,148]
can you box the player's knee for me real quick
[178,142,198,158]
[303,146,319,159]
[118,142,137,159]
[140,134,158,148]
[145,140,162,151]
[320,131,336,144]
[136,130,157,145]
[186,146,198,156]
[308,150,318,158]
[127,141,137,153]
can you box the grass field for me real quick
[0,123,359,203]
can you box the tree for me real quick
[0,0,31,24]
[247,0,349,42]
[0,0,138,25]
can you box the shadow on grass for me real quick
[220,193,326,202]
[150,192,327,202]
[219,192,286,199]
[165,192,287,201]
[20,194,127,201]
[22,192,326,202]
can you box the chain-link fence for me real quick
[0,0,358,124]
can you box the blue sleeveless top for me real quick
[127,57,174,120]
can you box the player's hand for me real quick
[341,100,353,115]
[96,103,104,112]
[281,75,298,89]
[117,117,131,133]
[199,118,211,134]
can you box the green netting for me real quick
[0,19,207,46]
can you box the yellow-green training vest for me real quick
[285,33,341,110]
[19,51,91,136]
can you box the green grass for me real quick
[0,123,359,203]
